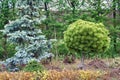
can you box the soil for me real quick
[43,58,120,80]
[99,68,120,80]
[109,68,120,79]
[87,59,109,70]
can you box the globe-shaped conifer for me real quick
[64,20,110,53]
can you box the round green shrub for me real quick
[64,19,110,53]
[23,60,45,72]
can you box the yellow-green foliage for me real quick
[0,70,103,80]
[78,70,101,80]
[64,19,110,53]
[41,70,79,80]
[41,70,102,80]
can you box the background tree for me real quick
[0,0,16,59]
[40,0,119,58]
[0,0,119,61]
[112,0,120,54]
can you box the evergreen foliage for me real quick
[23,60,45,72]
[1,0,53,71]
[51,40,69,56]
[0,0,17,60]
[64,19,111,53]
[0,0,16,29]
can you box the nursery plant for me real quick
[23,60,45,72]
[64,19,111,69]
[1,0,53,71]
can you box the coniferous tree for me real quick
[1,0,53,71]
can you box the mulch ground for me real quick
[43,58,120,80]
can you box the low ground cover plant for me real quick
[0,70,103,80]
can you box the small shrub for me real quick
[51,40,69,56]
[23,60,45,72]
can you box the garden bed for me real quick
[0,58,120,80]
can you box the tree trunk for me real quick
[113,0,117,53]
[44,2,50,39]
[71,1,75,15]
[118,0,120,16]
[78,52,85,70]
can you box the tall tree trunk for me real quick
[113,0,117,53]
[44,2,49,18]
[71,1,75,15]
[97,0,101,17]
[118,0,120,16]
[12,0,16,19]
[44,2,50,39]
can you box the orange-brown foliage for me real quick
[0,70,103,80]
